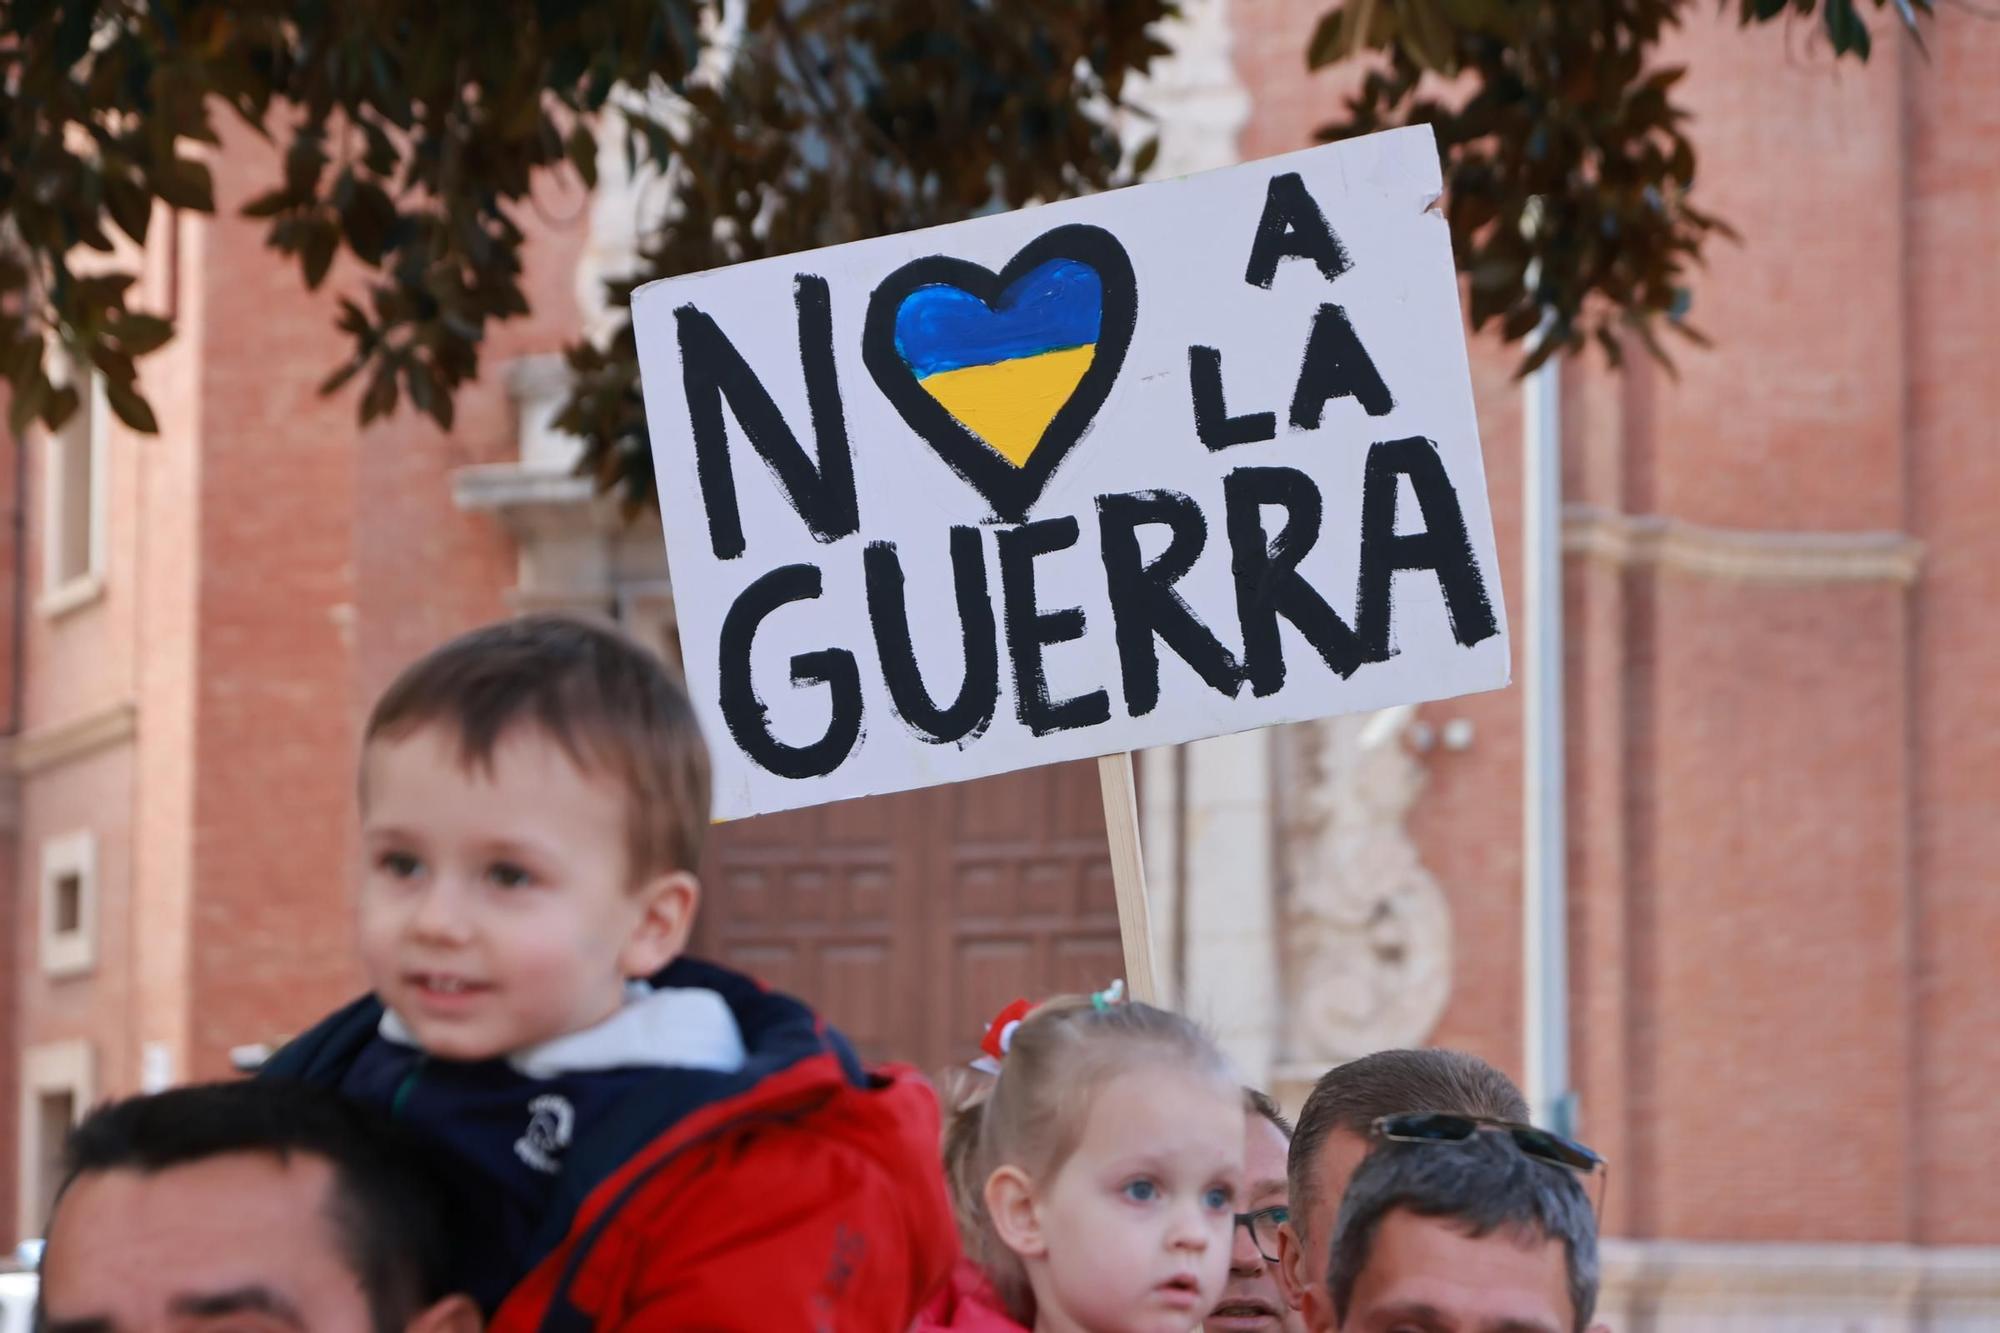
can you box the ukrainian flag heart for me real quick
[863,225,1137,523]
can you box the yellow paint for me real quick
[918,344,1096,467]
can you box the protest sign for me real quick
[633,125,1509,826]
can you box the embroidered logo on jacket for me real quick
[514,1093,575,1174]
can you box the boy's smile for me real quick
[358,722,690,1063]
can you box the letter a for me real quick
[1244,172,1352,289]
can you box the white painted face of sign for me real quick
[633,125,1509,820]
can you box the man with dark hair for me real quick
[1312,1132,1607,1333]
[36,1080,478,1333]
[1208,1089,1307,1333]
[1276,1050,1530,1329]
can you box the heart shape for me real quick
[863,224,1137,523]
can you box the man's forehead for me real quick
[43,1153,342,1298]
[1345,1209,1573,1331]
[1314,1127,1372,1201]
[1244,1110,1290,1197]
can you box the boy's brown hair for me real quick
[364,613,712,879]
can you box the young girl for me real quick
[919,985,1245,1333]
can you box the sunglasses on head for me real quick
[1370,1112,1608,1210]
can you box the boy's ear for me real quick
[406,1293,481,1333]
[984,1164,1047,1261]
[619,870,701,978]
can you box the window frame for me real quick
[39,366,109,616]
[38,830,97,978]
[17,1039,94,1239]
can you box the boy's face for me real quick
[357,722,692,1062]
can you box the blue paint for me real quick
[894,258,1103,379]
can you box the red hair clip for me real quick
[971,998,1033,1074]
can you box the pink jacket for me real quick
[910,1258,1028,1333]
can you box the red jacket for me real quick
[262,958,957,1331]
[910,1259,1028,1333]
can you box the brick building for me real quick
[5,1,1998,1323]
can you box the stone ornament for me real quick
[1282,704,1452,1062]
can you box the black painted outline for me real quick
[862,224,1139,524]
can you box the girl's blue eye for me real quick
[1202,1185,1233,1212]
[1122,1178,1158,1203]
[379,851,422,879]
[487,862,535,889]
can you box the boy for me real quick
[263,614,956,1331]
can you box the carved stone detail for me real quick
[1280,706,1452,1064]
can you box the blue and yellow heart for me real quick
[891,258,1102,468]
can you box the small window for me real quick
[53,871,82,933]
[39,831,96,977]
[17,1040,93,1237]
[41,364,107,612]
[34,1089,75,1224]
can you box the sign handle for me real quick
[1096,751,1159,1005]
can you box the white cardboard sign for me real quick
[633,126,1509,819]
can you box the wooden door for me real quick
[694,760,1122,1074]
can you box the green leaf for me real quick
[152,157,215,213]
[1515,327,1564,377]
[1396,0,1458,72]
[1307,8,1349,68]
[108,314,174,356]
[104,176,153,245]
[339,181,398,265]
[285,137,328,196]
[8,370,50,436]
[104,378,160,434]
[319,358,365,395]
[360,360,399,422]
[566,123,600,190]
[40,383,81,433]
[241,188,296,219]
[302,221,339,289]
[1131,135,1160,177]
[88,343,138,385]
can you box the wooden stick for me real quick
[1096,751,1160,1004]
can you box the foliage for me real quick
[1308,0,1933,373]
[0,0,1170,500]
[551,3,1173,507]
[0,0,1934,506]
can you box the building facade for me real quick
[5,1,1998,1324]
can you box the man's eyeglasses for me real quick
[1233,1205,1288,1264]
[1370,1112,1607,1211]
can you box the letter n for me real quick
[678,275,858,560]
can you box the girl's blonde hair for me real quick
[941,994,1236,1323]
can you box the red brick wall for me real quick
[1230,0,1536,1083]
[183,121,591,1077]
[0,827,12,1245]
[1235,0,1999,1244]
[0,403,19,1245]
[1906,4,2000,1248]
[350,168,588,711]
[186,122,367,1078]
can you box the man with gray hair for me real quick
[1276,1049,1530,1328]
[1310,1130,1607,1333]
